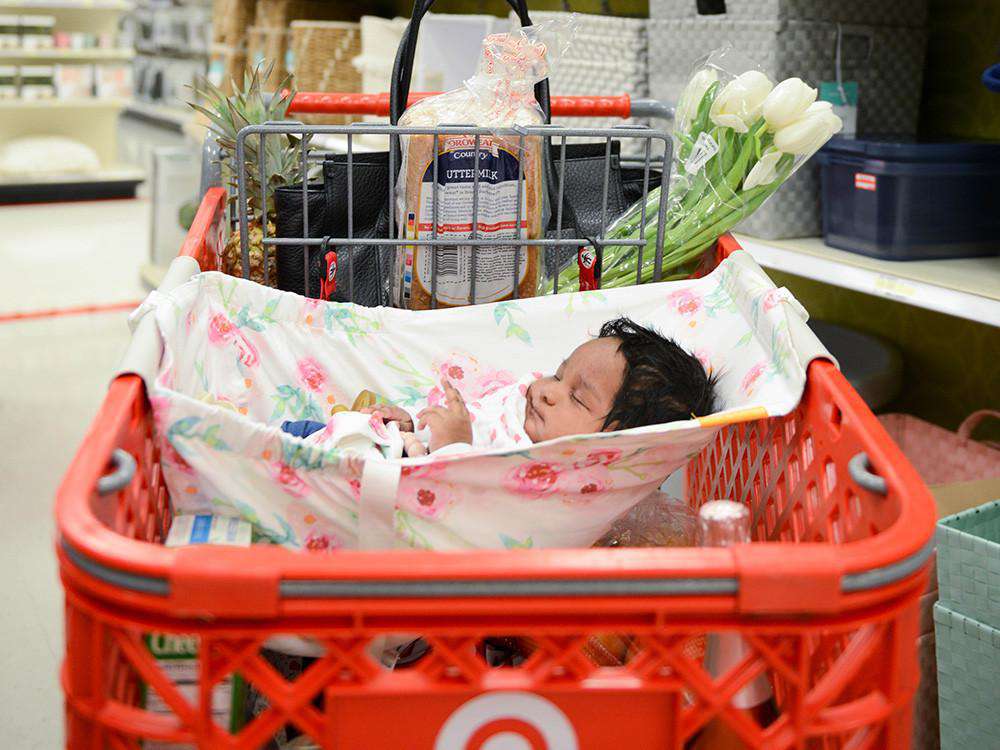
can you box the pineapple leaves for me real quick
[187,60,304,221]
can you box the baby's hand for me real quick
[418,380,472,452]
[360,404,414,433]
[400,432,428,457]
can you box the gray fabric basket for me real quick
[937,500,1000,628]
[648,17,926,238]
[650,0,929,28]
[934,602,1000,748]
[737,160,820,238]
[521,11,652,156]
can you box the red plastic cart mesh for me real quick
[56,106,936,750]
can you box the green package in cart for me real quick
[141,633,247,748]
[141,515,252,747]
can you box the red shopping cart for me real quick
[56,92,936,750]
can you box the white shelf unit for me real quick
[734,234,1000,328]
[0,163,143,185]
[0,2,132,10]
[127,0,210,123]
[0,0,141,198]
[0,47,134,59]
[124,98,192,128]
[0,96,127,107]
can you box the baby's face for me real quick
[523,338,625,442]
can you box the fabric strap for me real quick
[358,459,403,549]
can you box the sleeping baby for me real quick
[282,317,718,457]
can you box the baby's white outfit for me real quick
[407,373,534,454]
[299,374,534,458]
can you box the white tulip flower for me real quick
[676,68,719,130]
[743,147,784,189]
[709,70,774,133]
[773,101,843,155]
[762,77,817,131]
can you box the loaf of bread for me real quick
[393,32,548,310]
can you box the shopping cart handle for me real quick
[96,449,137,496]
[288,91,640,120]
[848,452,887,496]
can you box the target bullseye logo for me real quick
[435,692,579,750]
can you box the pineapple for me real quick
[188,62,306,284]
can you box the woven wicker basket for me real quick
[208,44,248,96]
[212,0,255,48]
[247,25,291,83]
[289,20,361,125]
[255,0,364,29]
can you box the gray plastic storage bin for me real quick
[648,16,926,238]
[934,602,1000,748]
[650,0,929,27]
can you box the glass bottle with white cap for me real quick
[690,500,778,749]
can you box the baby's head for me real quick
[523,317,718,442]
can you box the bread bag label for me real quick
[395,134,530,307]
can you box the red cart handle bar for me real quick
[288,91,673,122]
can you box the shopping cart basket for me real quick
[56,92,937,749]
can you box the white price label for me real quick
[684,132,720,175]
[874,274,917,300]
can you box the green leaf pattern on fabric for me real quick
[270,384,323,422]
[168,416,230,451]
[493,302,532,344]
[324,304,381,345]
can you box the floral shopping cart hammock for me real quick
[145,251,827,551]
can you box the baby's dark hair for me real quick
[599,317,718,430]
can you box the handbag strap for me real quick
[388,0,604,288]
[389,0,550,125]
[957,410,1000,441]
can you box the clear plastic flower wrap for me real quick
[392,20,574,309]
[556,44,843,292]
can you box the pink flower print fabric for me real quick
[297,357,327,393]
[148,251,822,553]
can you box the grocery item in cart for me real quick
[595,490,697,549]
[557,44,842,292]
[690,500,779,749]
[392,25,562,309]
[143,519,251,749]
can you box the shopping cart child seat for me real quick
[136,250,829,551]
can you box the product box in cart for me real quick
[140,515,251,749]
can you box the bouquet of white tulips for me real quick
[557,47,843,292]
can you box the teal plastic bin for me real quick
[937,500,1000,626]
[934,602,1000,747]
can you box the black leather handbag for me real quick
[273,0,662,304]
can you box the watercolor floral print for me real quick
[148,253,814,552]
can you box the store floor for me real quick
[0,198,149,747]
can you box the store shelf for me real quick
[0,47,134,60]
[0,1,132,9]
[0,164,144,202]
[735,234,1000,328]
[0,164,143,185]
[0,96,127,108]
[125,100,194,130]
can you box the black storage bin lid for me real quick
[819,136,1000,163]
